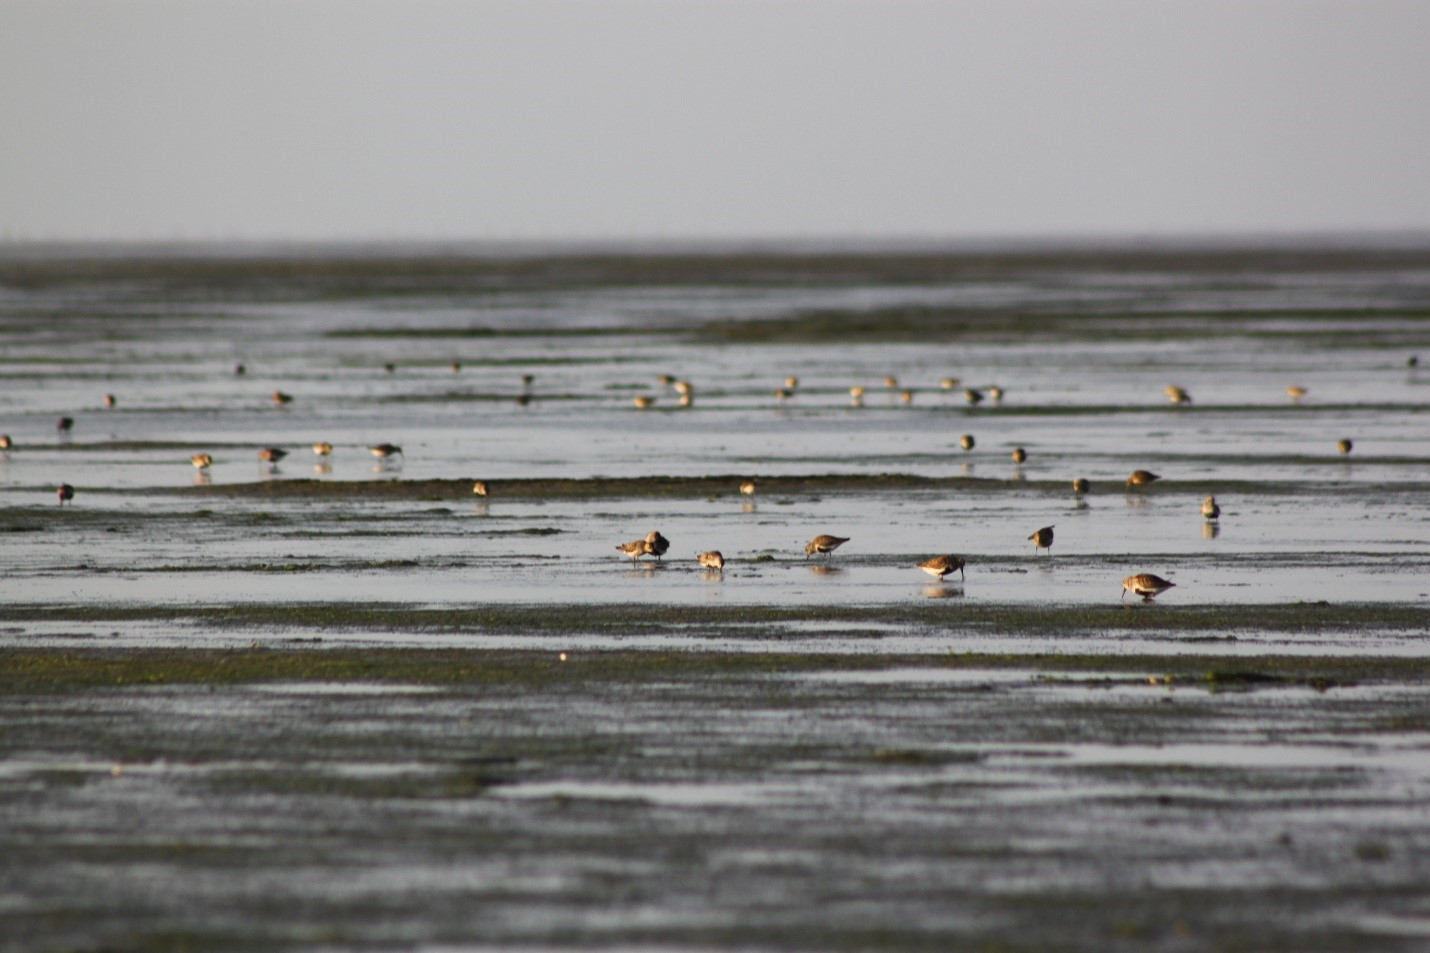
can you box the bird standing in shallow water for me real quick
[1164,385,1191,405]
[312,442,333,457]
[1201,495,1220,520]
[1337,439,1353,455]
[271,390,293,405]
[739,480,756,498]
[1072,477,1090,497]
[1286,385,1308,402]
[1126,470,1161,489]
[472,481,489,497]
[190,453,213,470]
[57,416,74,432]
[1122,574,1176,602]
[1028,525,1054,553]
[918,555,965,581]
[698,551,725,570]
[1011,447,1027,465]
[959,434,975,452]
[368,443,402,460]
[258,448,287,465]
[616,539,655,561]
[645,531,671,561]
[57,483,74,505]
[805,535,849,559]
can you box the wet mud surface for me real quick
[2,245,1429,950]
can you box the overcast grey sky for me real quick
[2,0,1428,243]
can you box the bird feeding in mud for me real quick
[368,443,402,460]
[1028,525,1054,554]
[804,535,849,559]
[1126,469,1161,489]
[1122,574,1176,602]
[917,555,965,582]
[258,448,288,466]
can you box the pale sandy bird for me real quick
[1011,447,1027,465]
[900,389,914,405]
[632,395,655,410]
[472,481,489,497]
[258,447,288,464]
[959,434,975,452]
[964,388,984,405]
[368,443,402,459]
[57,416,74,432]
[805,534,850,559]
[1164,385,1192,405]
[988,385,1004,401]
[312,442,333,457]
[1028,525,1054,553]
[450,361,462,373]
[271,390,293,405]
[849,385,866,400]
[698,551,725,570]
[1122,573,1176,602]
[784,375,799,390]
[940,377,960,389]
[57,483,75,505]
[1336,438,1353,455]
[1286,385,1308,401]
[616,538,655,561]
[657,374,676,386]
[190,453,213,469]
[1072,477,1090,496]
[773,388,793,401]
[1201,495,1220,520]
[645,531,671,560]
[883,376,899,389]
[674,379,694,397]
[678,393,693,408]
[917,555,965,581]
[1126,469,1161,488]
[0,435,12,450]
[740,480,757,497]
[103,393,117,408]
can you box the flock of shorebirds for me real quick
[18,360,1407,605]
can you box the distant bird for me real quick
[940,377,960,389]
[784,375,799,390]
[773,388,793,401]
[1336,438,1353,455]
[1201,495,1220,520]
[383,363,396,374]
[1011,447,1027,465]
[368,443,402,459]
[1028,525,1054,553]
[883,376,899,389]
[674,380,694,398]
[57,483,75,505]
[312,442,333,457]
[632,395,655,410]
[657,374,676,386]
[1409,355,1419,369]
[645,531,671,560]
[258,448,288,464]
[271,390,293,405]
[1122,573,1176,602]
[234,363,246,376]
[1285,385,1308,401]
[1164,385,1192,405]
[1126,469,1161,489]
[899,389,914,405]
[0,434,11,450]
[521,373,535,387]
[190,453,214,470]
[849,385,866,406]
[450,361,462,373]
[804,534,850,559]
[678,392,693,408]
[988,385,1004,402]
[959,434,975,452]
[1072,477,1090,497]
[472,481,489,497]
[740,480,757,497]
[917,555,965,581]
[963,388,984,406]
[616,538,655,561]
[698,551,725,570]
[57,416,74,432]
[103,393,117,408]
